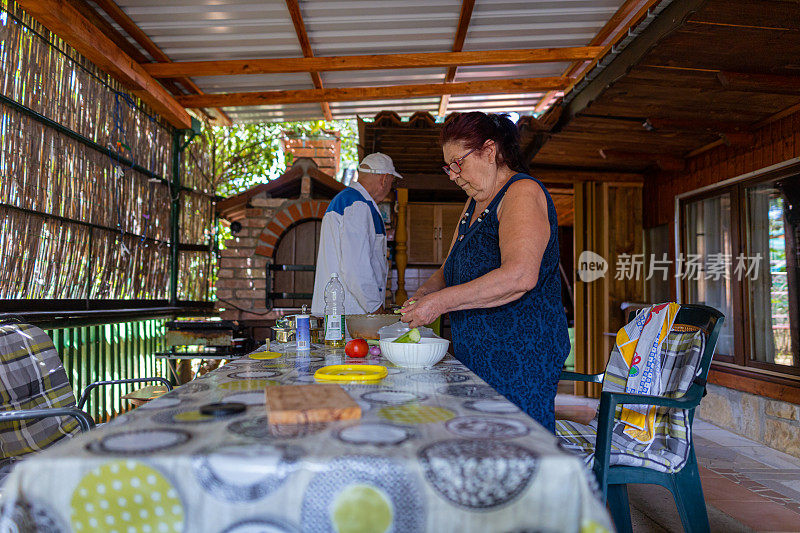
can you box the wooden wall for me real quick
[644,110,800,229]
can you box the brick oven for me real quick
[215,157,344,332]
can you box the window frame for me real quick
[677,162,800,379]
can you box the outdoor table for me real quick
[0,346,612,532]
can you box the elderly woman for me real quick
[400,112,569,432]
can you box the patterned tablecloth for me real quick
[1,346,612,533]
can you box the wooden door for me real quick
[407,204,437,264]
[273,219,322,308]
[438,204,464,262]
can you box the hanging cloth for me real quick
[615,303,681,444]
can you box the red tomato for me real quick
[345,338,369,358]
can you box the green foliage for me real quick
[205,118,360,278]
[200,119,359,197]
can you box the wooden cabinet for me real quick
[439,204,464,256]
[406,203,464,264]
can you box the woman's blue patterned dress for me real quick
[443,173,570,432]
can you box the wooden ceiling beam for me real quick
[688,71,800,159]
[552,0,706,134]
[719,132,755,147]
[177,77,569,108]
[285,0,332,120]
[90,0,230,126]
[66,0,186,112]
[142,47,602,78]
[573,114,754,136]
[531,167,643,183]
[646,117,752,134]
[16,0,191,129]
[66,0,186,98]
[717,71,800,95]
[599,149,685,172]
[534,0,657,115]
[563,0,666,97]
[66,0,147,63]
[92,0,167,62]
[438,0,476,117]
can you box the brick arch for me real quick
[254,199,329,257]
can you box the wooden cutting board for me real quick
[264,384,361,425]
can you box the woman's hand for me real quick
[399,292,444,328]
[411,286,432,300]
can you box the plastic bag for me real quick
[377,322,438,340]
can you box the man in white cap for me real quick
[311,152,403,315]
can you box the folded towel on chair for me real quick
[615,303,681,444]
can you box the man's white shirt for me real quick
[311,181,387,315]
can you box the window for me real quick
[679,172,800,376]
[683,194,735,356]
[745,180,799,368]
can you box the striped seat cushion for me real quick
[0,324,80,460]
[556,328,705,473]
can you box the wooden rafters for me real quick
[66,0,185,99]
[285,0,332,120]
[530,168,643,183]
[530,1,800,175]
[717,71,800,95]
[646,117,752,134]
[534,0,659,114]
[67,0,146,63]
[438,0,476,117]
[563,0,667,98]
[17,0,191,128]
[553,0,706,134]
[176,77,569,109]
[90,0,231,126]
[598,149,685,172]
[645,117,754,147]
[142,47,601,78]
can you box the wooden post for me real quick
[395,188,409,304]
[573,182,592,397]
[573,181,644,398]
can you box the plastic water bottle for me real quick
[323,273,346,347]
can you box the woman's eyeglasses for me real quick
[442,147,477,175]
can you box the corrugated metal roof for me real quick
[103,0,627,123]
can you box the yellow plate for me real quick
[314,364,388,382]
[249,351,282,360]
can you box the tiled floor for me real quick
[555,392,800,533]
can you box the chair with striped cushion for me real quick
[0,321,171,482]
[556,304,724,533]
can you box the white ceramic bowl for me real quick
[379,337,450,368]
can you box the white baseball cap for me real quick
[357,152,403,180]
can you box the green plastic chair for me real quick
[0,320,172,482]
[559,304,724,533]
